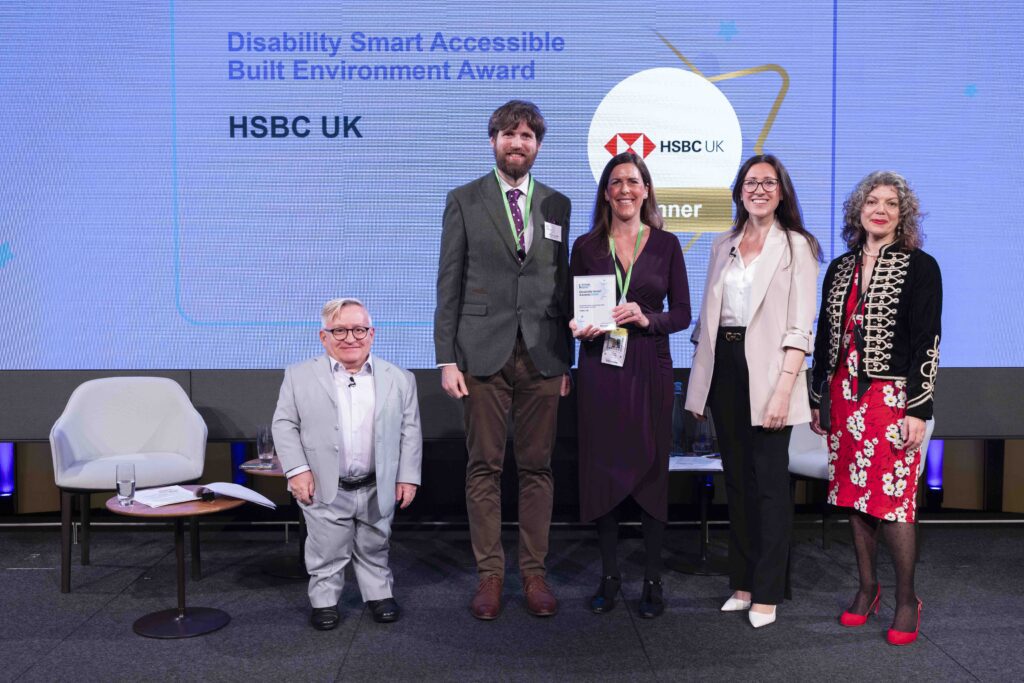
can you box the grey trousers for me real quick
[301,483,394,608]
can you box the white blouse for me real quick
[720,240,762,327]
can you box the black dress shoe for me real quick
[589,575,621,614]
[638,579,665,619]
[367,598,401,623]
[310,606,339,631]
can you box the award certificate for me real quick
[574,275,617,331]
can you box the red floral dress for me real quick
[827,268,921,522]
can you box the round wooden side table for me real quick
[106,485,244,638]
[241,458,308,580]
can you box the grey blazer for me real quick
[434,172,573,377]
[272,354,422,515]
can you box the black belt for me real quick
[339,473,376,491]
[718,326,746,343]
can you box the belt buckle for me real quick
[725,331,741,342]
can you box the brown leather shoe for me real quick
[470,575,503,620]
[524,575,558,617]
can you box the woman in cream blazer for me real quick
[686,154,820,628]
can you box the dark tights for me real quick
[848,511,919,631]
[595,498,665,581]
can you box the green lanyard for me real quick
[609,225,645,303]
[494,168,534,250]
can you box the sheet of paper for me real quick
[668,455,724,472]
[203,482,277,509]
[574,274,617,331]
[134,485,198,508]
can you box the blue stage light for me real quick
[926,440,944,490]
[231,442,248,484]
[0,442,14,497]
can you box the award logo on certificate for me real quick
[574,275,617,331]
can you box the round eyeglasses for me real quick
[323,326,372,341]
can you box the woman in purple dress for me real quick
[569,152,691,618]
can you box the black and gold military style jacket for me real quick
[809,244,942,420]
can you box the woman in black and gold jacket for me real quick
[809,170,941,646]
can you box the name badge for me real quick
[544,221,562,242]
[601,328,628,367]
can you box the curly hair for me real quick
[841,171,924,250]
[487,100,546,143]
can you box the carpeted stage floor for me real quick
[1,521,1021,682]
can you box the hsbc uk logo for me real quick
[605,132,725,158]
[604,133,655,158]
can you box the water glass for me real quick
[257,425,275,468]
[692,414,715,456]
[115,463,136,507]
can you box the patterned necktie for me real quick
[507,188,527,261]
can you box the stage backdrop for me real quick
[0,1,1019,370]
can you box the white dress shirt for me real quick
[334,358,375,478]
[286,357,376,480]
[720,239,763,327]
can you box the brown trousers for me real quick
[464,334,562,579]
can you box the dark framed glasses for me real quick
[323,326,372,341]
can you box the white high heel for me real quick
[720,594,752,612]
[748,605,777,628]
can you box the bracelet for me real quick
[780,369,795,375]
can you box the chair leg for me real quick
[60,490,73,593]
[915,520,921,563]
[784,546,793,600]
[79,493,91,565]
[190,517,201,581]
[785,478,795,600]
[821,481,832,550]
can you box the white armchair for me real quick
[49,377,207,592]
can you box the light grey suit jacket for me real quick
[434,172,573,377]
[272,354,422,516]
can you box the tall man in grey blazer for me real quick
[435,100,572,620]
[274,298,422,631]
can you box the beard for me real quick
[494,149,536,182]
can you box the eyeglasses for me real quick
[324,326,372,341]
[742,178,780,193]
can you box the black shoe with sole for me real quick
[310,606,340,630]
[367,598,401,623]
[589,575,621,614]
[638,579,665,619]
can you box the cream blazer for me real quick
[685,224,819,426]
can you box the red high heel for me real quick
[839,585,881,627]
[887,599,923,646]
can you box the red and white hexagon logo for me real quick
[604,133,655,158]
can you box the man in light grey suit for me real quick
[435,100,572,620]
[274,298,422,630]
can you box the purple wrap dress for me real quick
[570,228,691,522]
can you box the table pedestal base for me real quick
[666,548,729,576]
[133,607,231,639]
[668,472,729,576]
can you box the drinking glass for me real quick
[115,463,136,507]
[257,425,275,469]
[692,414,715,456]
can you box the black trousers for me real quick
[708,328,792,605]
